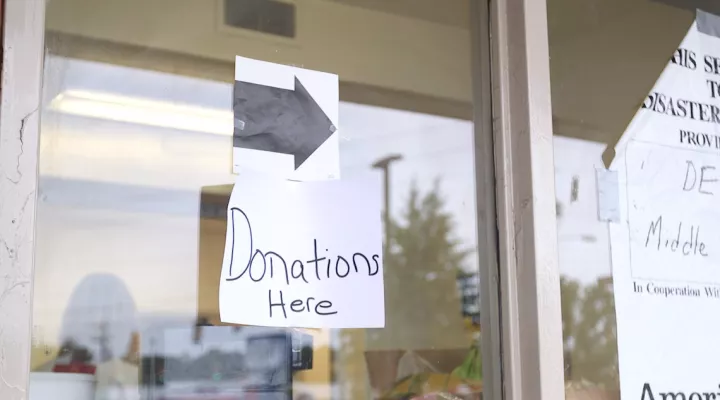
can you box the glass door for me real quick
[27,1,495,399]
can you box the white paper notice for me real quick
[609,11,720,399]
[219,175,384,328]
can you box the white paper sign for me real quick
[219,175,384,328]
[232,57,340,181]
[609,11,720,399]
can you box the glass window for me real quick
[547,1,696,399]
[29,1,489,400]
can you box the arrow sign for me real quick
[233,77,337,170]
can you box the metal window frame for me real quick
[0,0,565,399]
[469,1,504,399]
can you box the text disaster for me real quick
[641,48,720,151]
[225,207,381,319]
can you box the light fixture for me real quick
[49,90,233,136]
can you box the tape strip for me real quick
[596,169,620,223]
[697,9,720,39]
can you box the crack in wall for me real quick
[0,281,28,308]
[7,108,38,185]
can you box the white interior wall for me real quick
[45,0,473,103]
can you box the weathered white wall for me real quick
[0,0,45,399]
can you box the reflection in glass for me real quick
[32,10,482,396]
[548,0,696,397]
[553,136,620,399]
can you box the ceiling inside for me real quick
[546,0,696,159]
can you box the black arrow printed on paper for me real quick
[233,77,336,170]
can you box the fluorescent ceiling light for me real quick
[49,90,233,136]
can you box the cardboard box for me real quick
[364,348,470,395]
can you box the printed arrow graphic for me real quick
[233,77,336,170]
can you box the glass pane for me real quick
[547,0,697,399]
[29,1,488,400]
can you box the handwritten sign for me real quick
[219,174,384,328]
[609,11,720,399]
[625,143,719,283]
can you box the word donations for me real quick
[219,175,384,329]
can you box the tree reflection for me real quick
[561,276,618,387]
[374,179,471,349]
[339,179,476,399]
[558,198,619,389]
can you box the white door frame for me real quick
[488,0,566,398]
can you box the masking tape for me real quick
[697,9,720,39]
[596,168,620,223]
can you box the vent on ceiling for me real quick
[224,0,296,38]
